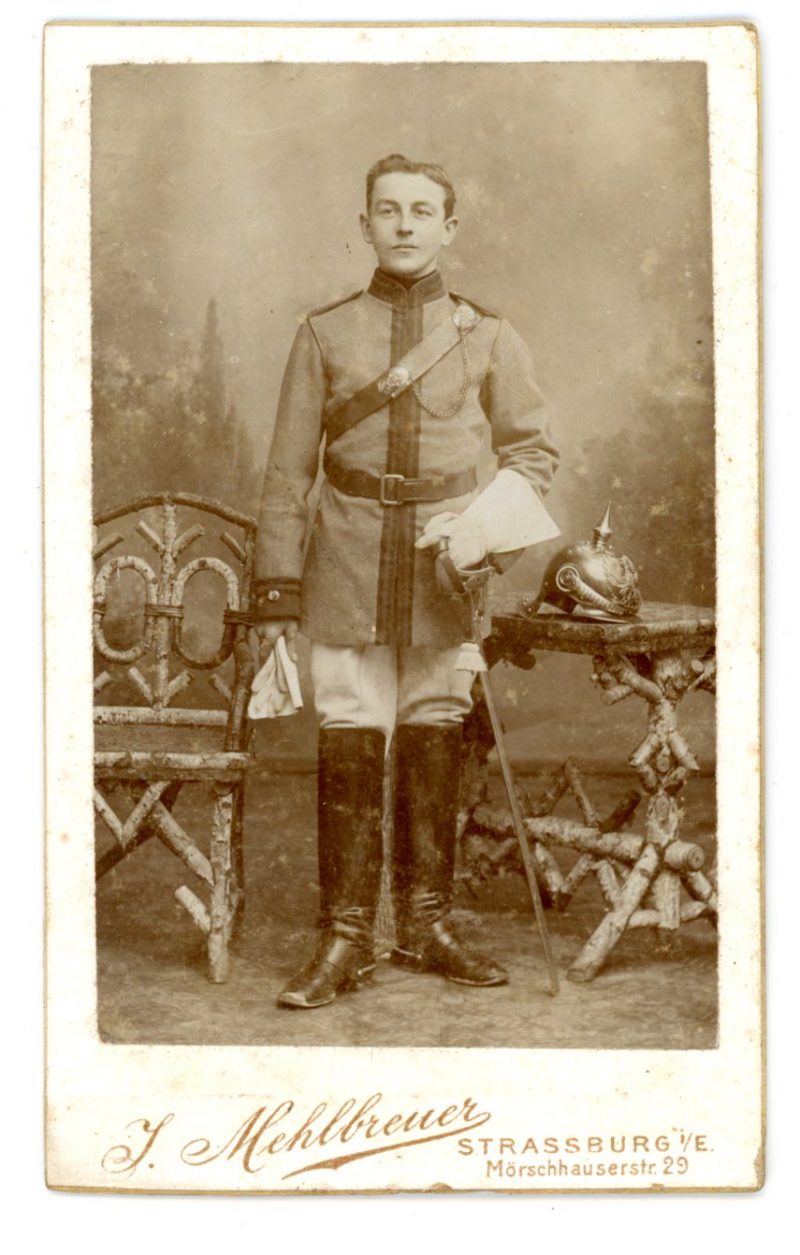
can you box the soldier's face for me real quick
[360,172,459,279]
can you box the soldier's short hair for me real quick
[366,154,456,219]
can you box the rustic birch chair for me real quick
[93,493,256,982]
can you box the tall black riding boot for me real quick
[277,727,385,1009]
[391,724,508,987]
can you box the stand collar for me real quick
[368,268,446,307]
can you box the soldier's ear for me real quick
[442,216,460,247]
[359,213,373,244]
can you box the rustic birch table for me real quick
[460,597,717,982]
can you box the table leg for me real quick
[565,647,715,979]
[568,842,661,982]
[457,638,715,982]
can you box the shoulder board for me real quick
[449,291,501,320]
[307,290,363,319]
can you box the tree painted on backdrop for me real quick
[92,240,257,515]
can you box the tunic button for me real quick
[267,589,281,602]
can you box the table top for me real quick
[488,596,716,657]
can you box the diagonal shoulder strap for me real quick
[325,303,482,447]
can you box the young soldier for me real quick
[255,154,559,1009]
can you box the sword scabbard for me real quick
[468,586,560,996]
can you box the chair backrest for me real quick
[93,493,257,751]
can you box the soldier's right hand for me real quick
[255,618,299,664]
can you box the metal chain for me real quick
[410,332,471,418]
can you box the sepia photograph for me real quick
[44,21,761,1193]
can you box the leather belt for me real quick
[323,456,477,507]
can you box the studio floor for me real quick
[95,765,718,1051]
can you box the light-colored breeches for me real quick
[310,643,475,741]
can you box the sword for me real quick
[435,544,560,996]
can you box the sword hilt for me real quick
[431,537,496,599]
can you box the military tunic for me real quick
[255,268,558,648]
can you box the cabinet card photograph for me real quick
[44,22,762,1192]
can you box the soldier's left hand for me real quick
[255,618,299,664]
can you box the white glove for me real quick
[415,510,485,569]
[415,468,560,567]
[248,636,304,720]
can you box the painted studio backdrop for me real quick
[91,61,715,769]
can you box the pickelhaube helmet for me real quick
[532,504,641,621]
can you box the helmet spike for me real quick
[592,502,613,551]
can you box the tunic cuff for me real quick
[253,579,302,622]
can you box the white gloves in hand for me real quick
[248,636,304,720]
[415,509,486,569]
[415,468,561,568]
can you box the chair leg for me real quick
[231,779,246,922]
[95,781,183,880]
[208,785,236,983]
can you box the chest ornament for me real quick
[378,365,411,399]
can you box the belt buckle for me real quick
[380,473,405,506]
